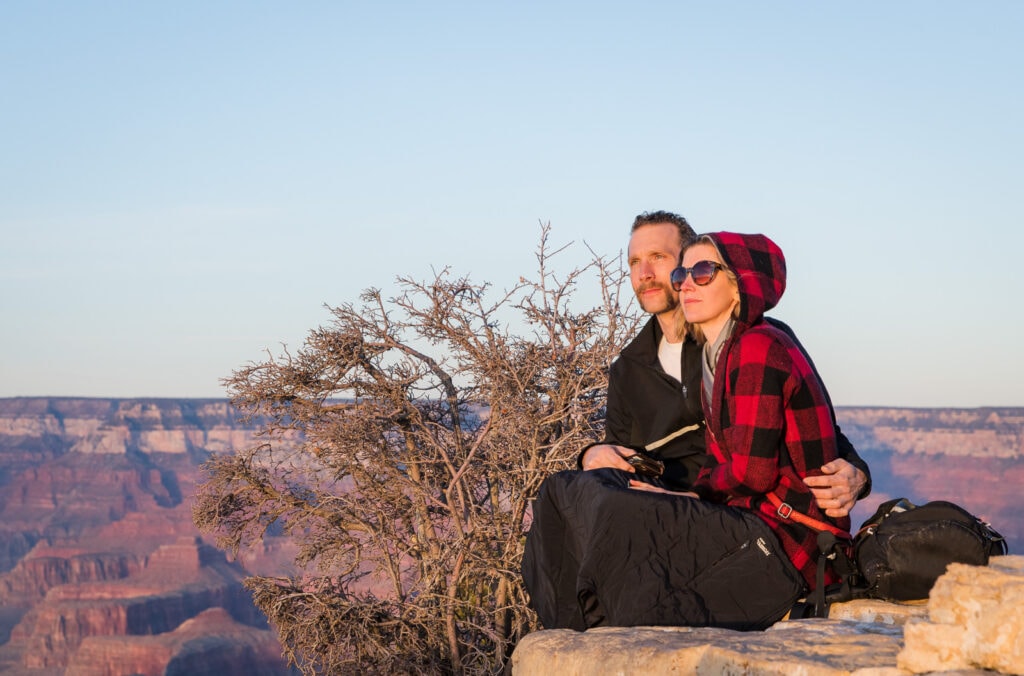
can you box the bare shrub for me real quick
[193,224,640,674]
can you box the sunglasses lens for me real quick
[670,267,686,290]
[692,261,717,285]
[671,261,722,289]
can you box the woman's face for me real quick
[678,243,739,342]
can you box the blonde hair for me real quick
[680,235,740,344]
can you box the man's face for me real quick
[628,223,683,316]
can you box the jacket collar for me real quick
[619,315,662,365]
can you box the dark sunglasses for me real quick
[671,260,727,290]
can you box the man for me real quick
[580,210,869,516]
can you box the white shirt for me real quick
[658,335,683,382]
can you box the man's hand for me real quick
[580,444,636,472]
[803,458,867,518]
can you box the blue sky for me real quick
[2,2,1021,407]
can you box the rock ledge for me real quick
[512,555,1024,675]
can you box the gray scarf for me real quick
[702,317,736,400]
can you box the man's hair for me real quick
[631,210,696,247]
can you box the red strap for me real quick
[766,492,850,539]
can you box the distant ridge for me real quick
[834,406,1023,551]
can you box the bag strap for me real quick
[764,492,856,620]
[765,492,850,538]
[785,531,861,620]
[814,531,860,615]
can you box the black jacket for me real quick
[581,315,871,494]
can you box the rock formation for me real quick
[899,555,1024,673]
[511,555,1024,675]
[0,397,263,459]
[66,607,288,676]
[0,398,293,674]
[11,537,272,670]
[836,406,1024,551]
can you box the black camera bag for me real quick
[852,497,1008,602]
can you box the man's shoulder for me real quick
[763,315,793,335]
[618,316,660,360]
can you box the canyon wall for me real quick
[0,398,1021,673]
[0,398,292,675]
[835,406,1024,550]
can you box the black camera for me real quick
[626,451,664,478]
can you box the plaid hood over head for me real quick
[706,231,786,326]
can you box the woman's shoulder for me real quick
[732,322,803,367]
[737,319,796,348]
[735,321,825,386]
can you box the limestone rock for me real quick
[511,618,909,675]
[512,561,1024,676]
[898,555,1024,674]
[827,597,927,626]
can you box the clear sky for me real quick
[2,2,1021,407]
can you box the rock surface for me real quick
[899,556,1024,674]
[512,556,1024,675]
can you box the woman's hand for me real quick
[628,480,698,498]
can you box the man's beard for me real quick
[636,282,678,315]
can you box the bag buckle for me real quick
[776,501,794,519]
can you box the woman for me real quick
[672,232,851,588]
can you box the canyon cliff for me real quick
[836,406,1024,550]
[0,398,1021,674]
[0,398,292,675]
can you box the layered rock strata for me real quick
[65,607,288,676]
[11,537,268,668]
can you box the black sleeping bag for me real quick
[522,468,805,631]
